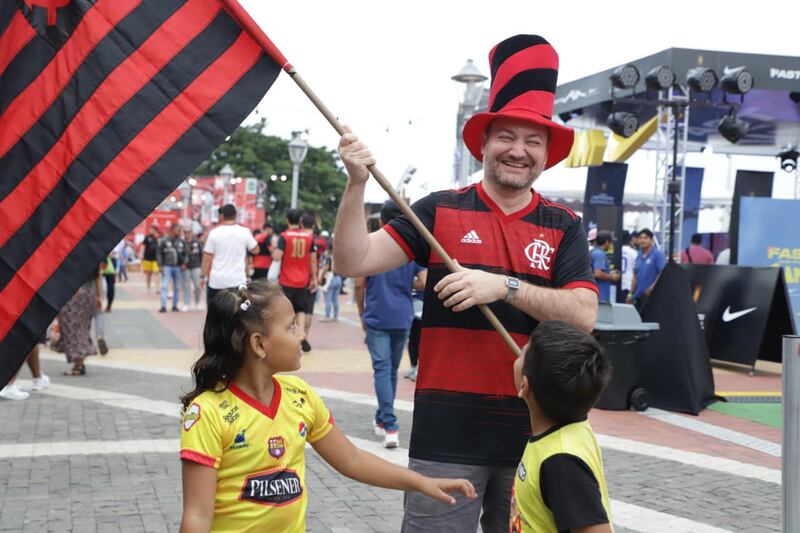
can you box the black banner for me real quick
[584,162,627,298]
[640,262,717,414]
[683,264,795,366]
[729,170,773,265]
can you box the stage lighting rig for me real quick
[687,67,718,93]
[607,112,639,138]
[778,146,799,172]
[610,64,640,90]
[720,67,753,95]
[717,110,748,144]
[645,65,675,91]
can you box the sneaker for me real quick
[0,384,30,401]
[404,366,417,381]
[383,430,399,449]
[31,374,50,391]
[97,337,109,355]
[301,339,311,352]
[181,305,190,312]
[373,420,386,437]
[159,307,167,313]
[171,306,179,312]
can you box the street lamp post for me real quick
[220,163,234,205]
[287,131,308,209]
[452,59,487,188]
[187,177,197,221]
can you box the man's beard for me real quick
[485,158,541,191]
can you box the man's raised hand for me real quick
[338,126,375,186]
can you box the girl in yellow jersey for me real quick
[179,279,476,532]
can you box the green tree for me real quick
[194,119,346,230]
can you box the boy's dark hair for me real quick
[286,208,302,224]
[595,231,611,246]
[622,230,632,245]
[691,233,702,245]
[300,213,315,229]
[263,222,273,231]
[220,204,237,220]
[380,200,403,225]
[523,321,611,424]
[638,228,654,239]
[180,279,285,409]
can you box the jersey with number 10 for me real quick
[278,229,315,288]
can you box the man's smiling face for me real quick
[481,117,549,191]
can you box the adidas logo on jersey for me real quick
[460,230,482,244]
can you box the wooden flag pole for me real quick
[222,0,523,359]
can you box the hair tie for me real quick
[238,283,250,312]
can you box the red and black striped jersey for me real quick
[385,182,597,466]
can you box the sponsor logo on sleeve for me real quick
[239,468,303,506]
[517,462,527,481]
[298,422,308,438]
[182,403,201,432]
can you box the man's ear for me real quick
[518,375,531,399]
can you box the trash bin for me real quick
[593,302,659,411]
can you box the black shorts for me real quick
[281,286,312,314]
[252,268,269,280]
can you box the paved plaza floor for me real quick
[0,276,784,532]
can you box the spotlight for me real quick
[645,65,675,91]
[607,112,639,138]
[687,67,718,93]
[610,64,640,90]
[720,67,753,95]
[717,111,748,144]
[778,147,799,172]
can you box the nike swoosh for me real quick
[723,65,746,75]
[722,306,757,322]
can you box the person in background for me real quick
[252,223,275,280]
[628,229,667,311]
[114,238,129,283]
[619,230,637,304]
[158,224,187,313]
[591,231,619,303]
[59,264,102,375]
[101,254,116,312]
[355,201,426,448]
[183,228,204,311]
[0,345,50,400]
[273,209,317,353]
[319,244,343,322]
[202,204,259,304]
[681,233,714,265]
[141,226,160,291]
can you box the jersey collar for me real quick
[229,378,282,419]
[476,181,539,224]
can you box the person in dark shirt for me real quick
[182,229,204,310]
[158,224,187,313]
[510,321,613,532]
[142,226,160,290]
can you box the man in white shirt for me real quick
[620,230,638,303]
[201,204,258,303]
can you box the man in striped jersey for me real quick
[334,35,598,532]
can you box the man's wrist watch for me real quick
[504,276,521,302]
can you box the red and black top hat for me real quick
[463,35,574,170]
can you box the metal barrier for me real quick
[784,335,800,532]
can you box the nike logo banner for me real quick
[0,0,281,386]
[721,306,757,322]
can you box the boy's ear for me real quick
[518,375,531,399]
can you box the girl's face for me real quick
[257,295,303,372]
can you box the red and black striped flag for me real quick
[0,0,283,385]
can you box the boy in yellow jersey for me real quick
[510,321,614,533]
[179,280,476,532]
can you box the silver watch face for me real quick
[506,277,520,289]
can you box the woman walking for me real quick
[58,265,102,375]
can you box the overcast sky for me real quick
[238,0,800,203]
